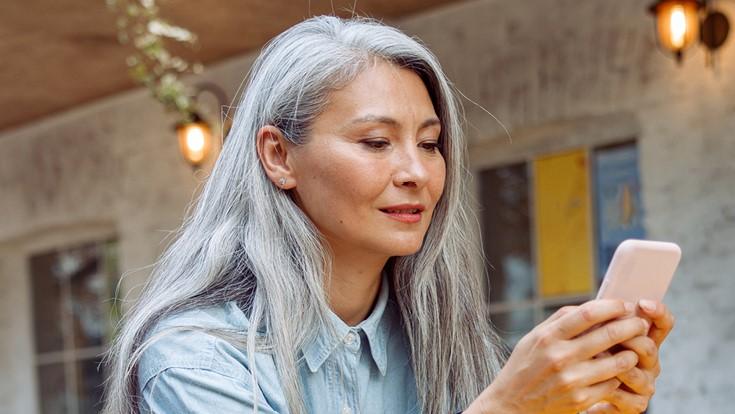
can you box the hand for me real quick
[466,300,649,414]
[586,300,675,414]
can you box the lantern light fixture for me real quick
[173,82,230,170]
[648,0,730,66]
[176,112,213,168]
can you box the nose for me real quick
[392,142,431,189]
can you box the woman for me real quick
[102,15,674,414]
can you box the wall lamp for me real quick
[648,0,730,66]
[175,82,230,169]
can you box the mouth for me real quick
[378,205,424,223]
[378,208,422,214]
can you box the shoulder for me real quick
[136,301,266,389]
[136,302,287,412]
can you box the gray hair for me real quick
[102,15,508,414]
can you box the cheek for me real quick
[429,159,447,205]
[298,148,386,219]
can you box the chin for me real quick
[383,239,425,257]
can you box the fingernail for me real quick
[641,318,651,331]
[624,302,635,313]
[628,353,639,366]
[640,300,657,312]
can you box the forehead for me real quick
[314,60,439,131]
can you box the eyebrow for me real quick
[347,115,441,131]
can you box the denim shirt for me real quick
[137,271,420,413]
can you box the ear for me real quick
[255,125,297,189]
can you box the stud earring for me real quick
[278,177,287,186]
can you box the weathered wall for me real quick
[1,0,733,412]
[397,0,735,412]
[0,51,256,413]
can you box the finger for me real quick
[638,300,675,347]
[617,336,658,369]
[570,317,650,361]
[606,387,651,413]
[593,349,614,359]
[536,305,579,329]
[616,366,654,396]
[587,401,621,414]
[561,350,639,389]
[551,300,635,340]
[575,377,621,412]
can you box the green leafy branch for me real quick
[106,0,204,121]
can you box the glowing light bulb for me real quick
[670,5,687,48]
[176,119,212,167]
[186,128,205,152]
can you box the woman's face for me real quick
[289,60,446,259]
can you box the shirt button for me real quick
[341,405,352,414]
[344,331,357,345]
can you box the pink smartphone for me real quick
[596,239,682,303]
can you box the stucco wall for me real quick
[0,51,257,413]
[2,0,733,412]
[397,0,735,412]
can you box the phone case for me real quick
[595,239,681,303]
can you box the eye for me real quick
[421,141,441,152]
[362,139,390,150]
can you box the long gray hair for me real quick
[102,15,508,414]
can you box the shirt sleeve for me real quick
[140,366,279,414]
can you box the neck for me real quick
[326,245,388,326]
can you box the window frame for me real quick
[469,112,643,347]
[29,237,120,414]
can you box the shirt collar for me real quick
[303,270,391,376]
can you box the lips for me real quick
[378,204,425,214]
[378,204,425,224]
[380,208,421,214]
